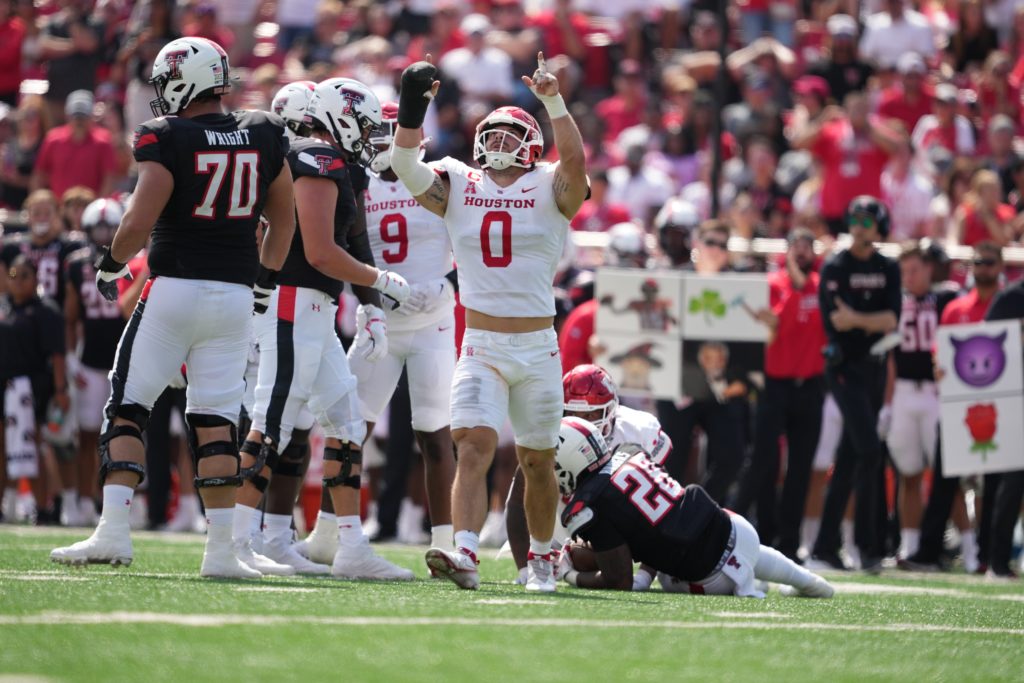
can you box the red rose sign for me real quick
[964,403,998,460]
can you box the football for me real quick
[565,541,598,572]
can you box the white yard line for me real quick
[475,599,551,606]
[0,611,1021,636]
[235,586,320,594]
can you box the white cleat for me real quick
[200,549,263,579]
[425,547,480,590]
[232,539,297,576]
[50,529,133,567]
[781,575,835,598]
[333,542,415,581]
[513,565,529,586]
[293,530,338,565]
[78,499,99,527]
[262,536,330,575]
[525,551,557,593]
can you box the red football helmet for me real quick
[473,106,544,170]
[563,364,619,439]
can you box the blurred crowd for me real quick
[2,0,1024,575]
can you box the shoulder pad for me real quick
[561,499,595,537]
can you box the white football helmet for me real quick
[473,106,544,171]
[81,198,124,248]
[555,417,611,496]
[272,80,316,139]
[149,37,231,117]
[304,77,382,167]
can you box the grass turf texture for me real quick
[2,527,1023,682]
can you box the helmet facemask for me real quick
[474,125,533,170]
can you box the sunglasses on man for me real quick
[972,258,999,267]
[702,239,728,250]
[847,216,876,230]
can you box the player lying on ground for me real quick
[553,417,834,597]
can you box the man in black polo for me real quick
[809,196,901,572]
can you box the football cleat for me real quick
[201,548,263,579]
[525,551,557,593]
[232,538,297,576]
[50,525,133,567]
[780,575,835,599]
[293,525,339,565]
[262,535,330,575]
[425,547,480,590]
[332,541,415,581]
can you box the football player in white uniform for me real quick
[506,364,672,582]
[392,53,588,591]
[347,101,456,552]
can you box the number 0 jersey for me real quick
[894,290,956,381]
[132,110,288,287]
[434,158,569,318]
[364,173,453,331]
[562,446,732,582]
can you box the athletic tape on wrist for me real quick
[390,145,435,196]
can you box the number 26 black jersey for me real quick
[132,110,288,287]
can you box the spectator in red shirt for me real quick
[974,51,1021,129]
[31,90,116,199]
[954,169,1016,246]
[558,297,597,374]
[0,0,25,107]
[595,59,647,145]
[877,53,933,133]
[791,91,904,235]
[527,0,611,94]
[735,229,826,560]
[570,169,632,232]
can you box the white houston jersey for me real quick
[608,404,672,466]
[436,157,569,318]
[364,173,454,331]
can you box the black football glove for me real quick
[398,61,438,129]
[253,266,279,315]
[94,247,131,302]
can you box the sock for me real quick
[100,485,134,529]
[801,518,820,555]
[431,524,454,549]
[251,508,264,539]
[454,530,479,556]
[263,512,293,544]
[961,529,978,569]
[205,507,233,548]
[338,515,363,547]
[900,528,920,559]
[62,488,78,510]
[755,545,815,590]
[232,504,257,543]
[312,511,337,537]
[178,494,199,516]
[529,537,553,557]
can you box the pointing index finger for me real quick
[537,51,547,74]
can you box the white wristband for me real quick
[537,93,568,119]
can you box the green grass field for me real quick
[2,526,1023,682]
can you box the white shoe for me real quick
[262,535,330,575]
[525,551,556,593]
[200,548,263,579]
[128,494,148,531]
[165,510,197,533]
[50,524,133,566]
[425,547,480,589]
[333,542,415,580]
[78,498,99,526]
[397,500,429,545]
[60,493,82,526]
[513,565,528,585]
[294,527,338,565]
[781,575,835,599]
[232,538,297,576]
[479,510,507,548]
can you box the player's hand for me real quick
[253,266,278,315]
[354,304,389,362]
[94,246,131,302]
[372,269,411,310]
[876,404,893,441]
[404,277,454,314]
[830,297,858,331]
[522,51,559,98]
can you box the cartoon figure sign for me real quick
[937,320,1024,475]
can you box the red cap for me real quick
[793,75,829,100]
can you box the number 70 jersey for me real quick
[434,157,570,318]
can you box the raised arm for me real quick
[392,57,449,218]
[522,52,587,219]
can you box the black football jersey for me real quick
[894,290,956,381]
[0,232,86,308]
[562,446,732,582]
[279,136,371,301]
[65,246,126,370]
[132,110,288,287]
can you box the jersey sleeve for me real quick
[132,120,172,169]
[291,144,348,182]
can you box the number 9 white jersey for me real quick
[364,173,454,331]
[435,158,570,318]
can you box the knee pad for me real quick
[275,428,310,478]
[109,402,151,432]
[186,413,242,489]
[239,439,280,492]
[98,423,146,487]
[323,441,362,489]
